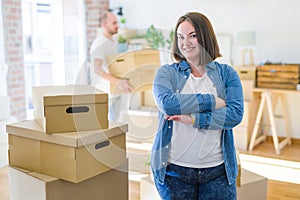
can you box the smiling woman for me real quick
[151,12,244,200]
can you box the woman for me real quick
[151,12,244,200]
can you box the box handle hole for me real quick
[66,106,89,113]
[116,58,125,62]
[95,140,110,150]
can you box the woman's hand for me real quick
[165,115,193,124]
[215,97,226,109]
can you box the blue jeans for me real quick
[154,163,236,200]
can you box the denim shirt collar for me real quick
[178,60,217,71]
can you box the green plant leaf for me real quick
[146,25,165,49]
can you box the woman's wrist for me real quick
[190,114,195,124]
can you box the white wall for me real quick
[111,0,300,65]
[110,0,300,139]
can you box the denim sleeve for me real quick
[153,65,216,116]
[192,68,244,130]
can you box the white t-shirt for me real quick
[89,34,118,93]
[168,73,224,168]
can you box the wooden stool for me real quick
[248,90,292,154]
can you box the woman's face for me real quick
[177,21,199,63]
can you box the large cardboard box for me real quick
[7,120,127,183]
[9,165,128,200]
[233,99,260,150]
[140,169,267,200]
[32,85,108,134]
[237,169,268,200]
[106,49,160,94]
[121,107,158,143]
[107,49,160,76]
[236,150,241,187]
[234,66,256,81]
[241,80,255,101]
[127,142,152,173]
[0,117,17,168]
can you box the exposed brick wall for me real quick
[2,0,26,120]
[85,0,109,54]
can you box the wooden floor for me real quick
[1,139,300,200]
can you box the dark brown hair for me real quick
[172,12,221,65]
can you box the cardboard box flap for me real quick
[44,94,108,106]
[9,166,58,182]
[7,119,128,147]
[241,169,267,185]
[107,49,159,61]
[33,85,108,106]
[29,171,59,182]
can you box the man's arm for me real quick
[94,58,134,93]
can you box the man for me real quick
[89,11,133,121]
[89,11,133,93]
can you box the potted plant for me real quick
[118,35,128,53]
[146,25,174,63]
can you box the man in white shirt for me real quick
[90,11,133,93]
[89,11,133,121]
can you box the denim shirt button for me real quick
[176,89,179,93]
[166,145,169,149]
[162,162,166,166]
[168,126,171,129]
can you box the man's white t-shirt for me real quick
[89,34,118,93]
[168,73,224,168]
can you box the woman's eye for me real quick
[190,34,197,39]
[177,35,184,40]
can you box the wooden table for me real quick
[248,88,299,154]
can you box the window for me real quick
[22,0,86,114]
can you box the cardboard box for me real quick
[127,142,152,173]
[9,165,128,200]
[236,150,241,187]
[234,66,256,81]
[7,120,127,183]
[0,117,17,168]
[106,49,160,77]
[106,49,160,94]
[120,107,158,143]
[32,85,108,134]
[140,176,161,200]
[140,169,267,200]
[141,88,156,107]
[111,66,158,94]
[241,80,255,101]
[233,100,260,150]
[237,169,268,200]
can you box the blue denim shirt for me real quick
[151,60,244,185]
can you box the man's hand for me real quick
[117,79,134,93]
[165,115,193,124]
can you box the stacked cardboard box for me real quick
[32,85,109,133]
[7,85,129,199]
[107,49,160,175]
[106,49,160,94]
